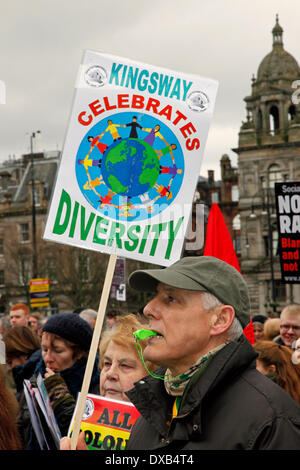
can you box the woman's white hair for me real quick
[201,292,243,341]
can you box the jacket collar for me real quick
[127,335,257,440]
[180,335,257,416]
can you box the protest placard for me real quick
[68,394,140,450]
[275,182,300,283]
[42,51,218,449]
[30,278,50,308]
[23,375,61,450]
[43,50,218,266]
[110,257,126,301]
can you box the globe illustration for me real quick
[101,138,160,197]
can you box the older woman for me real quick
[16,312,100,448]
[99,313,156,402]
[60,313,157,450]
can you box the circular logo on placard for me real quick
[75,112,185,221]
[83,398,94,420]
[85,65,107,87]
[187,91,209,112]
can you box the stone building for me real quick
[185,156,239,258]
[0,152,60,312]
[234,16,300,315]
[0,151,155,314]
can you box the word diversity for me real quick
[53,189,185,260]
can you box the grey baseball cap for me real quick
[129,256,250,328]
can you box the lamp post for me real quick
[30,131,40,278]
[265,188,276,308]
[249,187,278,312]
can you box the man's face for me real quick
[143,283,217,375]
[280,312,300,347]
[10,309,29,327]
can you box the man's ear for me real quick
[210,305,235,337]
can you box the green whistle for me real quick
[133,329,158,340]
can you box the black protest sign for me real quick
[275,182,300,283]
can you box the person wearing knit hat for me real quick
[17,313,100,448]
[40,312,99,401]
[42,312,93,353]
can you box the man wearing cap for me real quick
[125,256,300,450]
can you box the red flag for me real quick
[243,317,255,345]
[203,203,254,342]
[203,203,241,272]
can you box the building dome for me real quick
[257,16,300,82]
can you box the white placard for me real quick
[43,51,218,266]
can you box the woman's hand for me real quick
[44,367,56,379]
[60,432,88,450]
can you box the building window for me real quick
[211,192,219,203]
[232,185,239,202]
[269,105,280,135]
[232,214,241,231]
[0,270,4,286]
[33,187,41,206]
[77,253,90,282]
[267,280,286,303]
[268,164,282,188]
[19,257,31,285]
[288,105,296,121]
[257,109,263,132]
[274,281,286,302]
[46,258,57,283]
[263,228,278,257]
[232,215,241,254]
[233,236,241,254]
[20,223,30,242]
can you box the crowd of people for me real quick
[1,256,300,451]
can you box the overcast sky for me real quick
[0,0,299,179]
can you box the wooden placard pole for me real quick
[70,253,117,450]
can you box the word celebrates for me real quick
[275,182,300,283]
[77,94,200,151]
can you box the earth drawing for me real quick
[102,138,160,197]
[75,112,185,222]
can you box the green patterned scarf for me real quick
[164,343,227,397]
